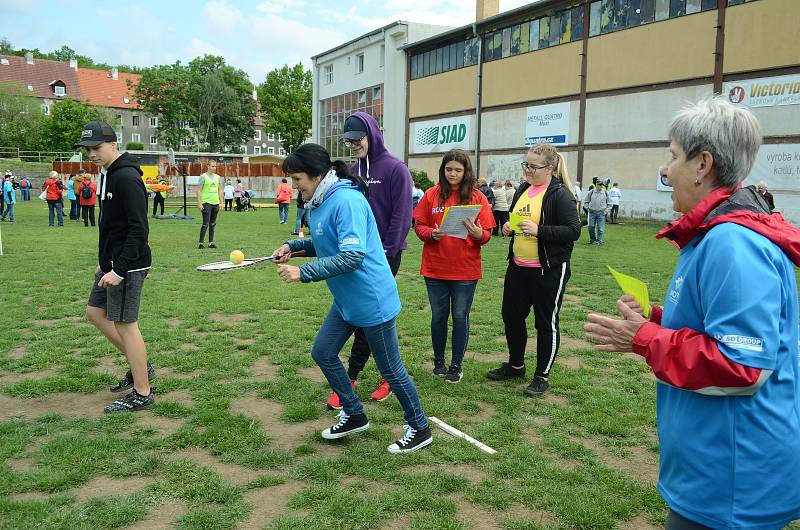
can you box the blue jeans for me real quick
[1,203,14,221]
[48,200,64,226]
[69,199,80,220]
[21,189,30,201]
[311,307,428,430]
[294,206,308,231]
[278,203,289,223]
[424,278,477,367]
[588,210,606,243]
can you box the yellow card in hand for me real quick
[607,266,650,318]
[509,211,525,230]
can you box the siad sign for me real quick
[412,116,472,153]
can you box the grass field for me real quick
[0,199,796,530]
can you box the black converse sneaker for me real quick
[104,389,155,414]
[524,376,550,397]
[432,360,447,377]
[444,364,463,383]
[111,363,156,393]
[321,411,370,440]
[388,425,433,454]
[487,362,526,380]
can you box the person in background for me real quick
[18,174,30,202]
[1,174,16,222]
[223,180,235,212]
[756,181,775,211]
[42,170,64,227]
[78,172,97,227]
[411,181,424,228]
[476,178,495,209]
[273,143,433,454]
[196,160,223,249]
[491,179,509,237]
[608,182,622,223]
[321,112,412,409]
[583,181,610,245]
[413,150,495,383]
[234,179,244,212]
[292,191,309,235]
[151,177,167,217]
[66,174,80,222]
[584,97,800,530]
[488,143,580,397]
[275,177,293,224]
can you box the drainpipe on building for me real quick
[473,22,484,179]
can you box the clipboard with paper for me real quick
[439,205,482,239]
[607,266,650,318]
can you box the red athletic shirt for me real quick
[413,186,495,280]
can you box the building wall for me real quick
[724,0,800,74]
[409,66,477,118]
[586,11,717,92]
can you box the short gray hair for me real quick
[669,97,762,189]
[48,170,59,178]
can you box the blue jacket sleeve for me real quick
[299,251,365,282]
[286,238,316,256]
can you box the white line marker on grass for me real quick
[429,416,497,455]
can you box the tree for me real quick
[46,98,116,153]
[126,141,144,150]
[0,81,48,152]
[130,62,193,149]
[0,37,13,55]
[187,55,256,152]
[257,64,312,153]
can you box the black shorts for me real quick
[88,269,148,322]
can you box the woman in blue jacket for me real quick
[272,144,432,454]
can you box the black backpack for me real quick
[80,183,92,199]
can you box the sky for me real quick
[1,0,535,83]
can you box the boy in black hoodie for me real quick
[74,121,155,413]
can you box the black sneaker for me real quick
[198,243,204,249]
[432,360,447,377]
[111,363,156,393]
[487,362,526,380]
[388,425,433,454]
[104,389,155,414]
[524,376,550,397]
[321,411,369,440]
[444,364,463,383]
[208,242,216,248]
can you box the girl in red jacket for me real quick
[413,149,495,383]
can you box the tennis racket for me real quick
[196,251,306,272]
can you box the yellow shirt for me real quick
[511,184,547,266]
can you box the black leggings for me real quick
[347,252,403,380]
[493,210,509,235]
[224,198,233,211]
[665,511,712,530]
[502,260,570,378]
[81,205,95,227]
[199,203,219,243]
[152,194,165,216]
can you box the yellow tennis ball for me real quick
[229,250,244,264]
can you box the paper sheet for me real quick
[439,205,482,239]
[607,266,650,318]
[508,211,525,230]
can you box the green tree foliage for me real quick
[0,38,144,74]
[126,141,144,150]
[0,82,48,151]
[187,55,256,152]
[46,98,116,153]
[411,169,435,190]
[257,64,312,153]
[132,55,256,152]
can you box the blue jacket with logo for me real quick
[287,180,401,327]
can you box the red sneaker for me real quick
[325,379,357,410]
[370,378,392,402]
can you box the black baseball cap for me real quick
[343,116,368,140]
[73,121,117,148]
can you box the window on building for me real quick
[20,104,28,114]
[180,120,190,129]
[510,24,521,55]
[279,148,286,156]
[670,0,686,17]
[571,5,584,42]
[240,145,247,154]
[655,0,670,19]
[267,132,275,141]
[379,45,385,67]
[149,116,158,127]
[277,133,282,141]
[358,90,366,105]
[410,54,418,78]
[149,135,157,145]
[373,86,381,100]
[254,146,261,155]
[355,53,364,74]
[181,137,189,147]
[502,27,512,58]
[116,133,122,144]
[41,104,49,115]
[255,130,262,141]
[268,147,275,154]
[539,17,551,48]
[132,115,140,126]
[323,64,333,84]
[54,85,65,96]
[131,133,141,143]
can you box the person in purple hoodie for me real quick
[324,112,413,410]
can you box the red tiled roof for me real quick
[0,54,82,100]
[75,68,142,110]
